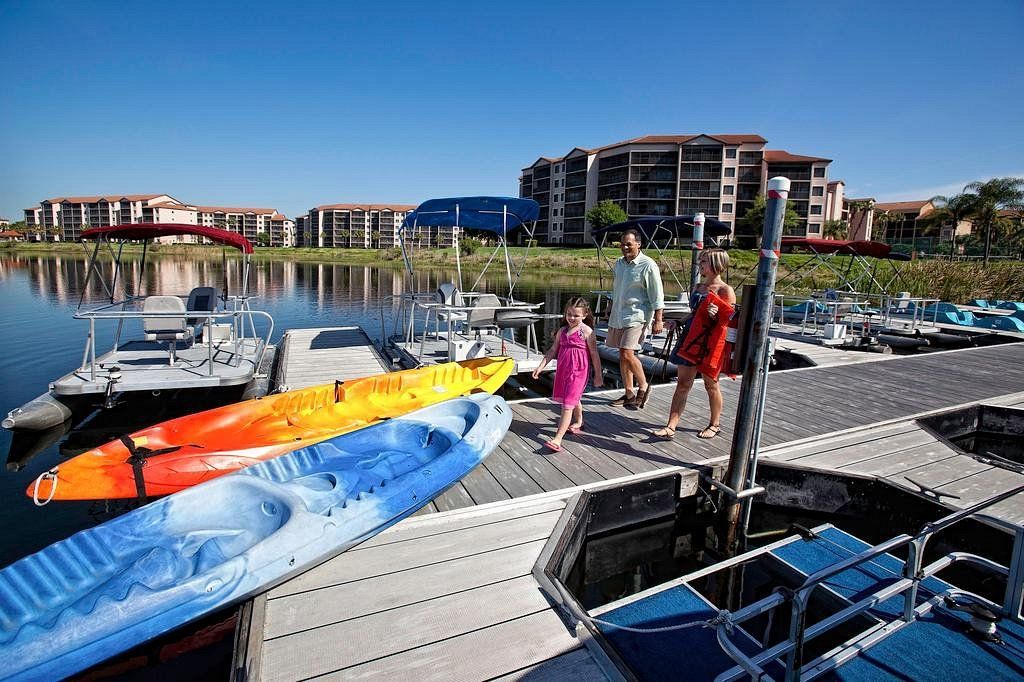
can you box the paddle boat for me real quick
[29,357,513,502]
[3,224,273,431]
[535,476,1024,681]
[0,393,511,682]
[385,197,552,373]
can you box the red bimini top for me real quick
[81,223,253,254]
[781,237,892,259]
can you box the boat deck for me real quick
[238,342,1024,680]
[392,330,552,374]
[274,326,391,390]
[52,339,265,395]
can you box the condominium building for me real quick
[24,194,187,241]
[23,195,295,246]
[197,206,295,247]
[300,204,417,248]
[519,134,832,244]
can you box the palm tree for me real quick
[822,219,848,240]
[926,192,978,260]
[873,209,900,244]
[964,177,1024,265]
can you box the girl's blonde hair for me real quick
[564,296,595,328]
[700,248,730,275]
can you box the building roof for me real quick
[314,203,417,212]
[0,231,24,238]
[521,134,768,170]
[827,180,845,187]
[874,200,931,213]
[44,194,166,203]
[149,202,198,211]
[197,205,279,215]
[764,150,832,163]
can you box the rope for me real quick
[32,469,58,506]
[585,608,732,634]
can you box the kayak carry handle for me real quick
[32,469,59,506]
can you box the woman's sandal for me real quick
[697,424,722,439]
[652,425,676,440]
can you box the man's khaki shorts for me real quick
[607,324,647,350]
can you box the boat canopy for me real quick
[781,237,909,261]
[399,196,540,297]
[594,215,732,240]
[81,224,254,254]
[769,236,912,296]
[400,197,539,237]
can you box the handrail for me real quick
[713,484,1024,681]
[74,307,273,378]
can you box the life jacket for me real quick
[673,290,735,380]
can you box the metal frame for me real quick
[60,230,272,394]
[713,484,1024,681]
[391,199,547,369]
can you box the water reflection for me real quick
[0,251,613,567]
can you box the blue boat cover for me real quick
[0,394,511,681]
[401,196,540,236]
[592,215,732,239]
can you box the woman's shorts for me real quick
[607,324,647,350]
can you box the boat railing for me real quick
[388,292,547,364]
[771,293,876,338]
[73,301,273,381]
[880,294,941,332]
[713,484,1024,681]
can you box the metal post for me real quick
[454,203,463,292]
[689,212,705,293]
[720,177,790,557]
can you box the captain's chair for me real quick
[466,294,501,338]
[186,286,218,338]
[143,296,193,366]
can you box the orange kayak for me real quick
[29,357,514,501]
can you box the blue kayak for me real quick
[0,394,510,681]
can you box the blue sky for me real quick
[1,0,1021,221]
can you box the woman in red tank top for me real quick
[653,249,736,440]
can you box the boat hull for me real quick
[29,357,513,501]
[0,394,511,681]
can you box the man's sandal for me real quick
[653,425,675,440]
[611,392,635,407]
[697,424,722,439]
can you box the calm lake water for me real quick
[0,251,667,568]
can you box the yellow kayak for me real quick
[30,357,514,501]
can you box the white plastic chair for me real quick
[143,296,193,366]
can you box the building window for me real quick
[813,167,826,178]
[725,148,737,159]
[722,203,734,213]
[724,167,736,177]
[808,223,821,234]
[812,186,824,197]
[723,185,734,195]
[810,205,822,215]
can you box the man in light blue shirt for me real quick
[607,229,664,409]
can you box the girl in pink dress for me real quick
[532,297,603,452]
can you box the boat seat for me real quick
[185,286,219,327]
[143,296,193,366]
[466,294,501,337]
[435,283,467,324]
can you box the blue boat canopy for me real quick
[593,215,732,239]
[401,196,540,237]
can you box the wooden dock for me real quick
[273,326,391,390]
[239,341,1024,680]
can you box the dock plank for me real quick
[260,575,554,681]
[269,509,564,598]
